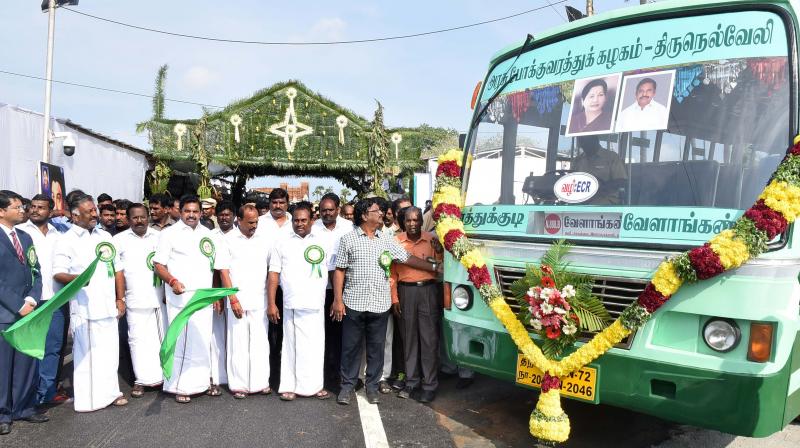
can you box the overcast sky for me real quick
[2,0,633,191]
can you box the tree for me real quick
[340,187,352,202]
[324,186,334,195]
[312,185,326,201]
[368,101,390,198]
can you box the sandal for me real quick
[260,387,272,395]
[206,385,222,396]
[315,390,331,400]
[175,395,191,404]
[279,392,296,401]
[131,385,145,398]
[233,392,247,399]
[112,397,129,406]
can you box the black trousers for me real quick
[117,314,135,386]
[399,283,440,391]
[323,290,342,389]
[0,322,38,424]
[339,307,389,393]
[268,287,283,389]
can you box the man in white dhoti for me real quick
[53,194,128,412]
[268,201,332,401]
[224,205,271,399]
[153,195,232,404]
[113,204,166,398]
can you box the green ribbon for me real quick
[146,251,162,287]
[159,287,238,379]
[26,246,38,285]
[95,242,116,278]
[379,250,392,278]
[2,256,100,359]
[199,237,215,272]
[304,245,325,278]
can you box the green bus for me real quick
[445,0,800,437]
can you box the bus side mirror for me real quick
[458,133,467,150]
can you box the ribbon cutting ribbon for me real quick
[378,250,392,278]
[95,242,116,278]
[199,237,216,272]
[304,245,325,278]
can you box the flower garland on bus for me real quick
[431,138,800,445]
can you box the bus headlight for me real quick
[452,285,473,311]
[702,318,741,352]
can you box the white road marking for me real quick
[356,390,390,448]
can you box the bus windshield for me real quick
[465,10,790,211]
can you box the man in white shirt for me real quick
[312,193,353,389]
[615,77,669,132]
[269,202,333,400]
[224,205,272,398]
[153,195,232,404]
[113,204,166,398]
[16,194,66,406]
[208,200,238,390]
[52,194,128,412]
[258,188,293,389]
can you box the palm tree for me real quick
[340,188,352,202]
[312,185,325,201]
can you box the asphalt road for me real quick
[3,371,798,447]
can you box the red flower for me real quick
[541,372,561,393]
[637,283,669,313]
[467,265,492,288]
[744,200,788,239]
[687,244,725,280]
[436,160,461,178]
[443,229,465,252]
[541,276,555,288]
[791,142,800,156]
[433,203,462,222]
[541,264,554,276]
[545,326,561,339]
[570,312,580,326]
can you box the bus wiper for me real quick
[470,34,534,130]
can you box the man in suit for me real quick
[0,190,48,435]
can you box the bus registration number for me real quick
[515,354,598,403]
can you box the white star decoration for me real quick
[269,87,313,153]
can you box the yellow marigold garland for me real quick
[759,180,800,222]
[651,261,683,296]
[708,230,750,270]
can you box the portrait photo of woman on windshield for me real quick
[566,73,622,136]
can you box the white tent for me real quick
[0,103,151,201]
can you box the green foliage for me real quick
[340,188,352,202]
[732,217,769,257]
[369,101,390,198]
[772,155,800,186]
[148,160,171,194]
[153,64,168,120]
[671,252,698,283]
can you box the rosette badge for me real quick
[199,237,216,272]
[146,251,162,286]
[95,242,116,277]
[304,245,326,277]
[378,251,392,278]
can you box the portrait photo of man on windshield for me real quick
[615,70,676,133]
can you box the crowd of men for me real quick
[0,186,474,436]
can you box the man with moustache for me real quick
[216,201,236,235]
[390,207,443,403]
[169,198,181,222]
[113,204,167,398]
[153,195,232,403]
[208,200,237,391]
[225,205,272,399]
[53,194,128,411]
[311,193,352,390]
[269,202,333,400]
[340,204,355,222]
[333,198,441,405]
[114,199,131,233]
[15,194,68,406]
[0,190,47,434]
[149,194,175,232]
[98,204,117,235]
[258,188,293,389]
[615,77,669,132]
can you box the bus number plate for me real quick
[515,354,598,403]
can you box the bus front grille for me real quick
[493,266,645,349]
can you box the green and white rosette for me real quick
[26,246,38,283]
[378,250,392,278]
[95,242,116,278]
[146,251,162,287]
[199,237,216,272]
[304,245,326,278]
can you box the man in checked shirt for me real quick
[332,197,440,406]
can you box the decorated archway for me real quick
[138,67,455,199]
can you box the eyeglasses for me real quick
[4,205,25,211]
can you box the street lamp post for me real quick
[41,0,57,165]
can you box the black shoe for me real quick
[397,387,412,399]
[392,379,406,391]
[355,379,364,392]
[366,390,380,404]
[23,414,49,423]
[378,381,392,394]
[0,423,10,435]
[418,390,436,403]
[336,390,352,405]
[456,377,474,389]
